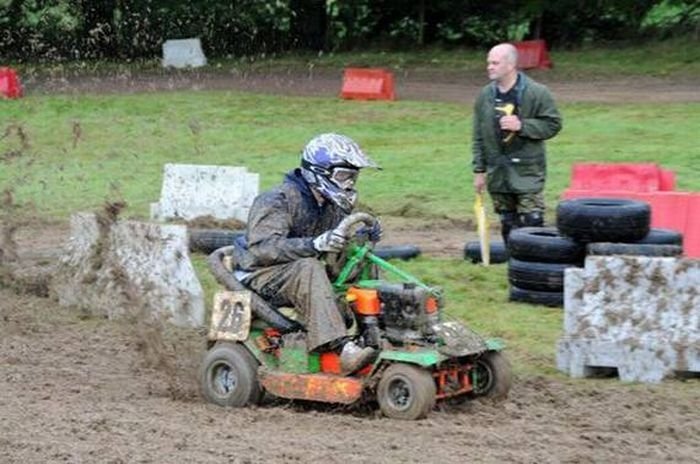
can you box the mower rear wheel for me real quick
[377,363,436,420]
[471,351,512,400]
[200,342,262,407]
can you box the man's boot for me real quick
[519,211,544,227]
[500,212,519,245]
[340,340,376,374]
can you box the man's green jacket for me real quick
[472,73,562,193]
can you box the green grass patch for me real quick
[2,92,699,223]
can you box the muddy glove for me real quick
[313,228,347,253]
[356,219,382,243]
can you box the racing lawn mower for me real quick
[201,213,512,420]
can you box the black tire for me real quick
[507,258,577,292]
[463,241,508,264]
[508,285,563,307]
[586,242,683,257]
[377,363,436,420]
[507,227,585,264]
[634,228,683,246]
[189,229,245,254]
[556,198,650,243]
[373,245,421,261]
[200,342,262,407]
[471,351,513,400]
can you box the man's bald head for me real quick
[490,43,518,66]
[487,43,519,86]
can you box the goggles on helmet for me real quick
[330,167,359,190]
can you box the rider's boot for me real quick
[340,340,376,374]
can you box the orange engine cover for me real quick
[347,287,380,315]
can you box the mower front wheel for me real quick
[200,342,263,407]
[471,351,512,400]
[377,363,436,420]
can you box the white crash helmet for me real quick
[300,133,379,213]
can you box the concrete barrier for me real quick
[53,213,205,327]
[162,38,207,68]
[150,164,258,223]
[557,255,699,382]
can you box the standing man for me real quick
[472,43,562,244]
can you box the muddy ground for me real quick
[22,68,700,104]
[2,70,700,463]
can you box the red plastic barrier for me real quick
[340,68,395,101]
[645,192,690,232]
[684,193,700,258]
[512,40,552,70]
[0,67,22,99]
[570,163,672,192]
[659,169,676,191]
[563,189,648,204]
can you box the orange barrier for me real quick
[570,162,675,192]
[0,67,22,99]
[512,40,552,70]
[340,68,395,101]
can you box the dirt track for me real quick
[2,288,698,463]
[23,68,700,104]
[2,71,700,463]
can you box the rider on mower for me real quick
[233,133,381,374]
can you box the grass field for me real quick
[2,51,699,376]
[2,92,699,221]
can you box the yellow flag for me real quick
[474,193,490,265]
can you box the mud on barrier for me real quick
[53,213,204,327]
[557,255,699,382]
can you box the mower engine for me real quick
[347,283,441,347]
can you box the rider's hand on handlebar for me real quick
[356,219,382,243]
[313,229,347,253]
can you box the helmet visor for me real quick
[330,167,359,190]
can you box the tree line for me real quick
[0,0,697,61]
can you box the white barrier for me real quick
[53,213,205,327]
[557,255,700,382]
[150,164,259,223]
[162,38,207,68]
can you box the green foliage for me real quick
[641,0,700,37]
[1,1,694,60]
[326,0,376,50]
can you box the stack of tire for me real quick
[507,227,585,307]
[557,198,683,259]
[508,198,684,307]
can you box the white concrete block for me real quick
[53,213,205,327]
[557,256,700,383]
[151,163,259,223]
[162,38,207,68]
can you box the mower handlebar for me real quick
[336,212,377,238]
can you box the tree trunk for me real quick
[290,0,328,51]
[418,0,425,46]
